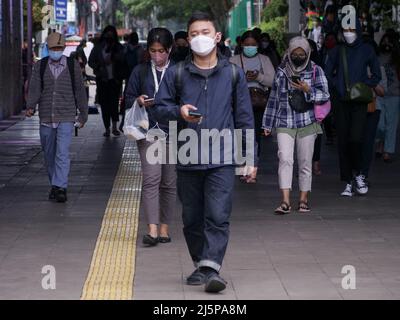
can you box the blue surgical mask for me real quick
[243,46,258,58]
[49,50,63,61]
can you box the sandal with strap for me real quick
[298,201,311,213]
[274,202,291,215]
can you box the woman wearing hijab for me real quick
[125,28,176,247]
[263,37,330,214]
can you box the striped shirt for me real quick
[262,61,330,131]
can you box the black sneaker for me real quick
[186,269,206,286]
[55,188,67,203]
[49,186,58,200]
[204,272,227,293]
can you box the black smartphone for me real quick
[188,111,202,118]
[291,76,301,83]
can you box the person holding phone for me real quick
[230,30,275,183]
[153,12,255,293]
[263,36,330,214]
[125,28,176,247]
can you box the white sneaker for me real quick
[355,175,369,195]
[341,183,354,197]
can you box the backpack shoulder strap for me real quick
[40,57,50,92]
[67,57,76,97]
[174,61,185,104]
[340,45,350,91]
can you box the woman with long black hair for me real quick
[125,28,176,247]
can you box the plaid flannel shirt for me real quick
[262,61,330,131]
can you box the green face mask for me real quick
[243,46,258,58]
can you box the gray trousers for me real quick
[137,140,177,225]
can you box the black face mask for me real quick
[174,46,190,60]
[291,57,307,67]
[381,44,393,53]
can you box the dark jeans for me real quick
[361,110,381,178]
[335,101,368,183]
[96,79,122,130]
[177,166,235,272]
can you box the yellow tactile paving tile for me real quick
[81,141,142,300]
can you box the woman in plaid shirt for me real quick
[263,37,330,214]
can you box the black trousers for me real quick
[335,101,368,183]
[96,79,122,130]
[361,110,381,178]
[313,134,322,162]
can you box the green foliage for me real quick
[122,0,235,32]
[262,0,288,22]
[24,0,46,34]
[260,16,287,56]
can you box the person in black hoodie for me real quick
[89,26,126,137]
[325,19,381,197]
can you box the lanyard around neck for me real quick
[151,61,169,95]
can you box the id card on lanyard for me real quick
[147,61,170,142]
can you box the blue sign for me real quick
[55,0,68,21]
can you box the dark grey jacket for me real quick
[27,57,88,124]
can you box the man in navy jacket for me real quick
[325,19,381,197]
[153,12,255,293]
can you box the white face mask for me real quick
[190,35,216,57]
[343,32,357,44]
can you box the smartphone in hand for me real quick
[188,111,202,118]
[291,76,301,83]
[144,98,155,104]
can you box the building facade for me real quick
[0,0,23,120]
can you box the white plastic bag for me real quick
[123,100,149,141]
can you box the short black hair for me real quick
[241,30,260,44]
[129,32,139,45]
[147,28,173,51]
[187,11,217,31]
[174,31,188,41]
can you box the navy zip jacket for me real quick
[153,56,256,171]
[325,21,381,99]
[125,62,171,133]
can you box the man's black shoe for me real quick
[204,273,227,293]
[55,188,67,203]
[49,186,58,200]
[186,269,206,286]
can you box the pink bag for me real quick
[313,65,331,123]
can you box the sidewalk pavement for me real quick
[134,134,400,300]
[0,114,125,299]
[1,114,400,300]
